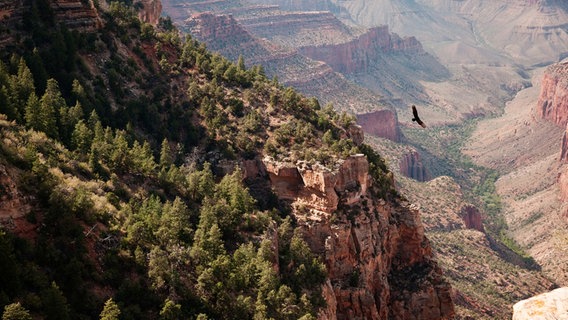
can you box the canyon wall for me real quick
[183,12,391,115]
[537,61,568,127]
[136,0,162,25]
[540,61,568,202]
[260,153,454,319]
[460,204,484,232]
[357,109,401,142]
[298,26,423,74]
[398,150,429,182]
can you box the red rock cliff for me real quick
[261,154,455,319]
[298,26,423,74]
[540,62,568,201]
[399,150,429,182]
[537,61,568,127]
[357,109,401,142]
[136,0,162,25]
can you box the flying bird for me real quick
[411,105,426,128]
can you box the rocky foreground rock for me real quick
[513,287,568,320]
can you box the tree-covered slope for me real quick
[0,1,400,319]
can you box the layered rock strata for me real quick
[50,0,101,31]
[298,26,422,74]
[260,153,454,319]
[398,151,429,182]
[537,61,568,127]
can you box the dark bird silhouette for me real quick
[411,105,426,128]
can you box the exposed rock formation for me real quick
[356,109,401,142]
[561,124,568,163]
[398,151,429,182]
[537,61,568,127]
[183,12,388,115]
[558,166,568,202]
[513,287,568,320]
[298,26,422,74]
[263,154,370,214]
[459,204,484,232]
[136,0,162,25]
[238,10,356,47]
[262,154,454,319]
[50,0,102,31]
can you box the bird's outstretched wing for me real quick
[411,105,426,128]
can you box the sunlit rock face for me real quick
[262,152,454,319]
[537,61,568,127]
[513,287,568,320]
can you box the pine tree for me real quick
[159,138,173,168]
[71,120,93,154]
[159,299,182,320]
[24,92,41,130]
[2,302,32,320]
[11,57,35,121]
[41,282,71,320]
[237,55,246,71]
[99,298,120,320]
[39,79,66,139]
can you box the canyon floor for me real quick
[464,69,568,286]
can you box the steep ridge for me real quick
[260,153,454,319]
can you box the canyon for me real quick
[0,0,567,318]
[164,0,568,317]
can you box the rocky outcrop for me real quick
[136,0,162,25]
[513,287,568,320]
[558,166,568,202]
[460,205,484,232]
[262,154,454,319]
[263,154,370,214]
[298,26,423,74]
[356,109,401,142]
[399,151,429,182]
[537,61,568,127]
[50,0,102,31]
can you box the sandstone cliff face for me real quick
[459,204,484,232]
[398,151,429,182]
[541,62,568,202]
[537,61,568,127]
[298,26,423,74]
[513,287,568,320]
[136,0,162,25]
[357,109,401,142]
[261,154,454,319]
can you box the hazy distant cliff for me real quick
[298,26,422,74]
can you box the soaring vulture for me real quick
[411,105,427,128]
